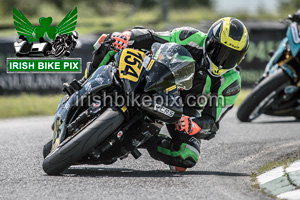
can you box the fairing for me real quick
[264,37,288,75]
[114,42,195,123]
[52,65,114,149]
[287,22,300,57]
[265,22,300,77]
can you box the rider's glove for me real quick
[175,116,201,136]
[111,31,131,52]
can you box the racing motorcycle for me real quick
[237,13,300,122]
[42,42,195,175]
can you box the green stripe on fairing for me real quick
[157,143,199,162]
[176,55,195,62]
[215,70,241,120]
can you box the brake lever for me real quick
[279,17,292,24]
[100,38,115,48]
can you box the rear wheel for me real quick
[237,69,291,122]
[42,107,125,175]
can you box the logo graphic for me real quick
[13,7,78,58]
[7,58,81,73]
[8,7,81,73]
[13,7,77,42]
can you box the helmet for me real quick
[204,17,249,76]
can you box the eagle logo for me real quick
[13,7,77,43]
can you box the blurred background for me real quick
[0,0,299,118]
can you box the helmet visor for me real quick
[205,37,246,70]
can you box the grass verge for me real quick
[0,5,295,37]
[257,157,300,175]
[250,153,300,191]
[0,90,251,119]
[235,89,250,107]
[0,93,64,119]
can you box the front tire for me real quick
[237,69,291,122]
[42,107,125,175]
[43,140,52,158]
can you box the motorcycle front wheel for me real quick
[42,107,125,175]
[43,140,52,158]
[237,69,291,122]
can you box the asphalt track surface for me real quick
[0,109,299,200]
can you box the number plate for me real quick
[119,49,146,82]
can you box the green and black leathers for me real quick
[88,26,241,168]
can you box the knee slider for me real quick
[182,157,197,168]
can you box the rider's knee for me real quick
[172,142,200,168]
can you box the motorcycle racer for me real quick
[81,17,249,172]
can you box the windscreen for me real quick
[151,42,195,90]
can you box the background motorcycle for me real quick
[42,42,195,175]
[237,12,300,122]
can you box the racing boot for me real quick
[144,124,201,172]
[168,133,201,172]
[168,116,202,172]
[169,165,187,172]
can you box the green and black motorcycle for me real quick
[42,42,195,175]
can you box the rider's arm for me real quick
[83,33,118,79]
[129,27,207,62]
[85,27,207,79]
[197,69,241,140]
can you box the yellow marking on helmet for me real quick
[212,62,229,76]
[166,85,176,92]
[220,17,231,44]
[220,17,248,51]
[240,24,248,49]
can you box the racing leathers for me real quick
[89,27,241,169]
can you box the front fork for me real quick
[261,62,300,97]
[280,65,300,100]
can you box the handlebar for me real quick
[281,12,300,24]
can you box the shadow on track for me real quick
[62,167,249,178]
